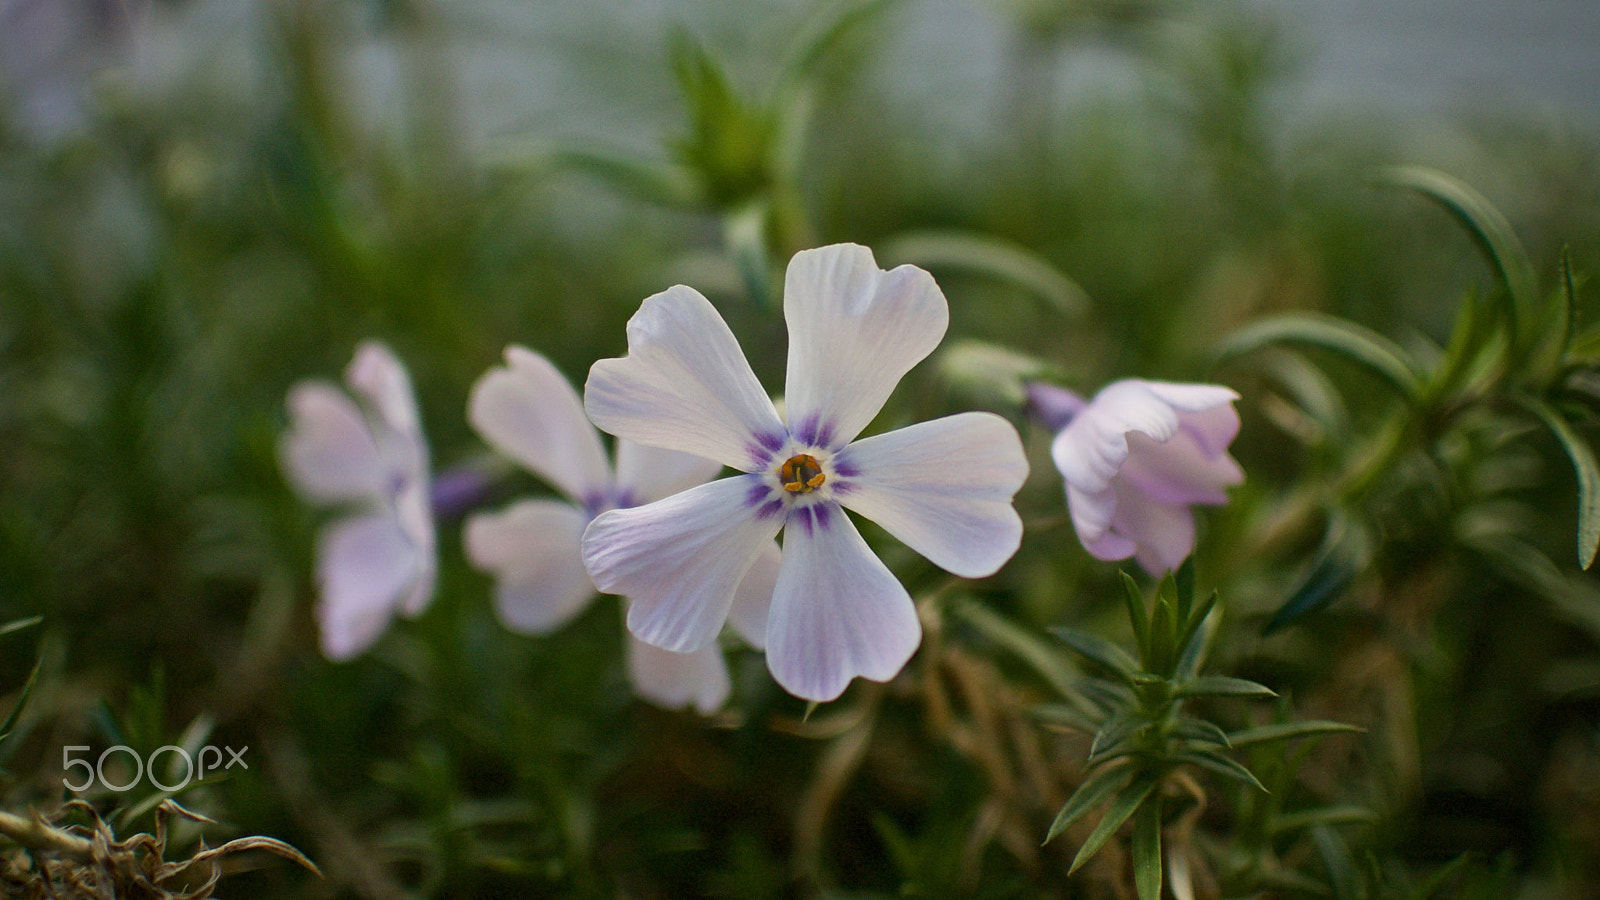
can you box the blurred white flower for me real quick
[280,341,436,661]
[1033,379,1243,575]
[582,243,1029,703]
[465,345,777,715]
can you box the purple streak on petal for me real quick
[746,481,772,508]
[1027,382,1087,433]
[429,467,491,520]
[812,502,835,531]
[793,413,839,450]
[793,505,815,536]
[580,489,612,519]
[793,413,819,446]
[744,431,789,470]
[815,420,836,450]
[832,457,860,478]
[829,479,856,497]
[757,499,786,520]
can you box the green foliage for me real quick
[0,1,1597,897]
[1045,564,1359,900]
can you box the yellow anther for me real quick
[779,454,825,494]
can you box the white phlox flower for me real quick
[280,341,436,661]
[582,243,1030,703]
[464,345,779,715]
[1032,379,1244,575]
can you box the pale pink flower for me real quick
[1033,380,1243,575]
[465,346,777,715]
[582,243,1029,703]
[280,342,435,661]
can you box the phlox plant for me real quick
[3,2,1600,899]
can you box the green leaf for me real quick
[1147,596,1176,678]
[1032,703,1101,734]
[1050,627,1141,685]
[1172,750,1268,792]
[956,600,1086,706]
[1174,676,1276,700]
[1174,558,1196,624]
[1461,531,1600,642]
[1174,590,1218,676]
[1045,764,1137,844]
[878,230,1089,317]
[1226,720,1364,748]
[774,0,900,99]
[1131,795,1163,900]
[1088,716,1152,767]
[1516,393,1600,568]
[1068,775,1158,873]
[1527,246,1578,385]
[1255,866,1335,897]
[0,659,42,752]
[1408,853,1474,900]
[1312,826,1362,900]
[489,144,702,208]
[0,616,42,640]
[1382,165,1537,350]
[1265,510,1369,635]
[1169,717,1231,749]
[1269,805,1380,835]
[1119,571,1151,668]
[938,340,1056,407]
[1217,313,1424,405]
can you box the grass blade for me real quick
[1516,393,1600,568]
[1227,720,1364,748]
[1218,313,1423,405]
[1132,795,1163,900]
[1045,764,1137,844]
[1381,165,1536,350]
[1050,627,1141,685]
[1174,676,1276,700]
[1068,774,1157,873]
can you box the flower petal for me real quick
[1067,483,1130,553]
[316,511,425,661]
[764,503,921,702]
[1112,479,1196,575]
[783,244,949,448]
[1139,381,1241,456]
[584,474,783,652]
[1050,380,1183,494]
[585,286,785,472]
[469,345,611,504]
[465,499,595,634]
[1026,381,1086,432]
[726,541,781,649]
[1119,431,1243,506]
[626,635,731,715]
[280,381,386,503]
[613,439,726,506]
[346,341,422,438]
[834,413,1028,578]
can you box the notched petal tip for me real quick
[583,286,783,472]
[468,345,611,503]
[764,507,921,702]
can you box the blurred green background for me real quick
[1,0,1598,897]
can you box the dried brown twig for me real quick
[0,799,318,899]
